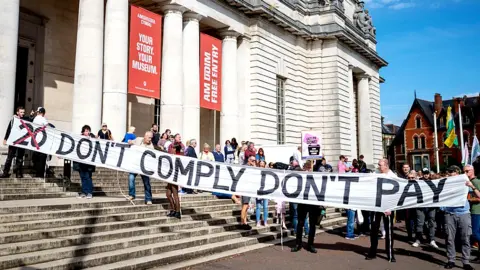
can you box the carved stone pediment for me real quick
[353,1,376,36]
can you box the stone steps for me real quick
[153,223,347,270]
[0,192,77,201]
[0,195,346,269]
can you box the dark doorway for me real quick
[14,46,29,112]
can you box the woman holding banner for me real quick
[73,125,96,199]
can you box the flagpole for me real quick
[433,112,440,173]
[458,104,465,162]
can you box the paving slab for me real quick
[188,222,480,270]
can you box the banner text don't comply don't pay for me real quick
[6,118,468,212]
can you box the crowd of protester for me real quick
[3,115,480,268]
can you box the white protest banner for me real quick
[301,130,323,160]
[7,118,468,212]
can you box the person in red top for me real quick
[165,133,185,219]
[243,142,256,165]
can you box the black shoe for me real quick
[365,254,377,260]
[445,262,455,269]
[306,246,317,254]
[388,257,396,263]
[291,245,302,252]
[167,210,175,217]
[464,264,474,270]
[174,212,181,219]
[16,172,23,178]
[0,173,10,179]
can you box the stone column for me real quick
[220,30,239,145]
[160,4,185,135]
[72,0,104,133]
[182,12,202,151]
[357,74,374,166]
[102,0,128,138]
[237,35,251,142]
[0,0,19,142]
[348,65,358,159]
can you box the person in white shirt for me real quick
[32,107,49,177]
[366,159,396,262]
[293,146,304,168]
[33,107,49,126]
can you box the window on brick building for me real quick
[420,136,426,149]
[415,115,422,129]
[464,116,470,125]
[276,76,286,145]
[413,136,419,149]
[400,143,405,154]
[443,154,452,166]
[413,154,430,172]
[440,117,444,127]
[464,131,470,147]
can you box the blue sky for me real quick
[367,0,480,125]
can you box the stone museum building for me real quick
[0,0,387,168]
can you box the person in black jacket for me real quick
[73,125,96,199]
[1,107,28,178]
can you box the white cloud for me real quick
[389,2,416,9]
[454,92,480,98]
[366,0,464,10]
[364,0,415,9]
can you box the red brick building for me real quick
[388,93,480,173]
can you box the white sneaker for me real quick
[412,240,420,247]
[430,240,439,249]
[86,193,93,199]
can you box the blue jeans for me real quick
[256,199,269,222]
[79,170,93,195]
[346,209,356,238]
[129,173,152,202]
[289,203,309,235]
[472,214,480,244]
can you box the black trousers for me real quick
[369,212,395,260]
[2,146,25,175]
[296,204,321,246]
[359,210,371,234]
[33,152,47,177]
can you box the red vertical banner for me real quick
[128,6,162,99]
[199,33,222,111]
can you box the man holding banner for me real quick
[366,159,396,262]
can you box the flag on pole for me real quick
[462,142,469,166]
[444,106,458,148]
[472,135,480,163]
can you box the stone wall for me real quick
[20,0,78,132]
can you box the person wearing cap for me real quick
[442,165,473,270]
[97,123,113,141]
[412,168,439,249]
[32,107,50,177]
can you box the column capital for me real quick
[357,73,371,80]
[348,64,355,70]
[238,34,251,42]
[158,4,187,15]
[219,29,240,40]
[183,12,202,22]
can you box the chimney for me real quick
[434,93,442,116]
[453,98,460,113]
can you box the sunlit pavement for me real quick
[191,222,479,270]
